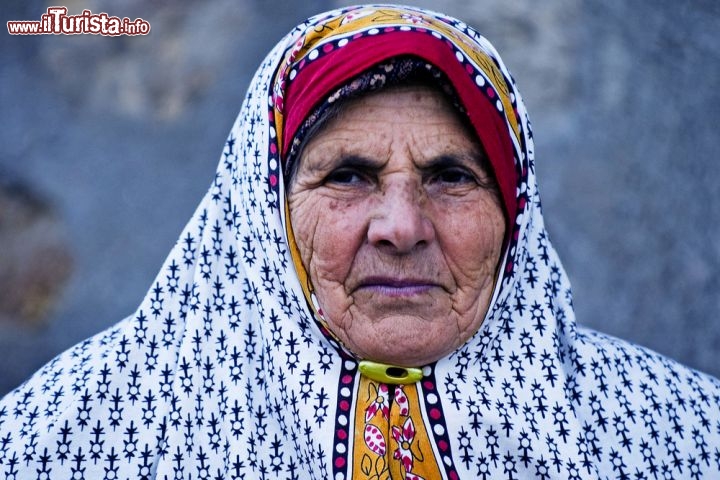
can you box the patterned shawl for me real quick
[1,5,719,479]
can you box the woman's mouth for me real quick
[355,277,438,297]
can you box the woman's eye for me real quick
[432,168,476,185]
[325,169,367,185]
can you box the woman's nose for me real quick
[367,180,435,254]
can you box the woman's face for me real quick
[288,85,505,366]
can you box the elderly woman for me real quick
[1,5,719,479]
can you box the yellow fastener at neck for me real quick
[358,360,424,385]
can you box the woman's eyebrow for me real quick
[330,154,384,170]
[312,152,486,173]
[304,153,381,175]
[419,152,486,171]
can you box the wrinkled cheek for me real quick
[443,210,505,294]
[306,220,356,289]
[291,220,317,271]
[288,194,314,258]
[313,237,366,331]
[310,236,341,277]
[290,197,367,323]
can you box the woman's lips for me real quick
[355,277,439,297]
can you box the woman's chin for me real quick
[332,313,469,367]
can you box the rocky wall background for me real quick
[1,0,718,395]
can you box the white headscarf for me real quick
[1,5,719,479]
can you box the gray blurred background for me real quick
[1,0,718,395]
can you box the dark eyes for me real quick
[325,168,368,185]
[429,167,477,185]
[323,161,480,188]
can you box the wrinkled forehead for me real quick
[296,82,488,169]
